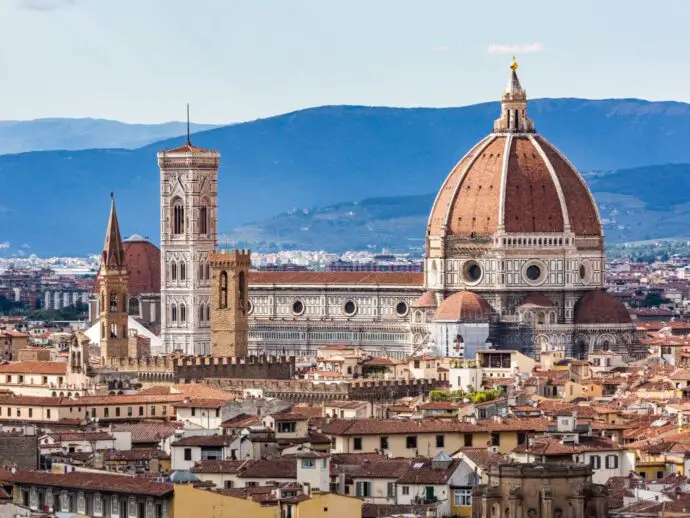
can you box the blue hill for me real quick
[2,99,690,256]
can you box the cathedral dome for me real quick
[427,61,601,243]
[92,235,160,296]
[574,290,632,325]
[433,291,492,322]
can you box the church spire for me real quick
[101,193,126,270]
[493,57,535,133]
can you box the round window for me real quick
[579,264,587,280]
[292,300,304,315]
[463,261,482,282]
[395,301,409,316]
[247,300,254,315]
[526,265,541,281]
[343,300,357,316]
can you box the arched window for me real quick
[219,271,228,309]
[180,262,186,281]
[173,199,184,235]
[199,204,208,235]
[238,271,246,313]
[180,304,186,322]
[128,297,140,316]
[198,263,204,281]
[206,303,211,322]
[171,262,177,281]
[205,263,210,280]
[109,292,118,312]
[199,304,205,322]
[171,304,177,323]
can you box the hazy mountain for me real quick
[222,163,690,253]
[2,98,690,256]
[0,119,219,155]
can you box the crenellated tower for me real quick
[209,249,250,357]
[98,195,130,360]
[158,131,220,355]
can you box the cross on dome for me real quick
[493,57,535,133]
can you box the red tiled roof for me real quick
[191,460,247,474]
[397,458,461,484]
[433,291,492,321]
[173,398,230,409]
[0,470,173,497]
[171,434,232,447]
[0,361,67,375]
[248,271,422,286]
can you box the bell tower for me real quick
[98,195,129,361]
[158,123,219,355]
[208,249,250,357]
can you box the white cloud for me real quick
[487,42,544,55]
[21,244,31,249]
[15,0,76,11]
[0,242,10,250]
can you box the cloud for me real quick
[487,42,543,55]
[433,45,451,53]
[0,242,10,250]
[21,244,31,249]
[15,0,76,11]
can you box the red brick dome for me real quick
[92,234,160,295]
[433,291,492,321]
[427,135,600,239]
[427,61,601,244]
[574,290,631,325]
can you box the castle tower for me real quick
[98,195,130,360]
[158,132,219,355]
[208,249,250,357]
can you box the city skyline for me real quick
[0,0,689,123]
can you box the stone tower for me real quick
[158,136,219,355]
[98,195,129,361]
[209,249,250,357]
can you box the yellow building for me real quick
[174,484,362,518]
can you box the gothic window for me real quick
[219,271,228,309]
[171,262,177,281]
[199,304,204,322]
[205,263,210,280]
[180,262,186,281]
[206,303,211,322]
[173,198,184,235]
[180,304,186,322]
[200,204,208,235]
[171,304,177,323]
[109,292,118,312]
[128,297,140,316]
[198,263,203,281]
[238,271,246,313]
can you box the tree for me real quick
[0,294,25,315]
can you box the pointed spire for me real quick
[493,57,535,134]
[102,193,126,270]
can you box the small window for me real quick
[139,406,144,416]
[104,408,109,418]
[151,406,156,416]
[115,407,120,417]
[387,482,395,497]
[191,408,196,417]
[47,409,51,419]
[353,437,362,451]
[406,436,417,449]
[301,458,316,469]
[464,434,473,447]
[380,436,389,450]
[28,408,33,418]
[395,301,409,316]
[127,407,132,417]
[590,455,601,469]
[491,432,500,447]
[436,435,444,448]
[292,300,305,316]
[606,455,619,470]
[224,481,234,489]
[215,409,220,418]
[184,448,192,461]
[343,300,357,316]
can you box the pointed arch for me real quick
[171,261,177,281]
[199,198,209,235]
[180,303,186,323]
[206,303,211,322]
[219,271,228,309]
[180,261,186,281]
[172,197,184,235]
[171,303,177,323]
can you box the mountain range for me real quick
[0,119,218,155]
[2,98,690,256]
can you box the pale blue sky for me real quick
[1,0,689,123]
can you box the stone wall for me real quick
[175,355,294,382]
[205,377,446,403]
[0,433,38,470]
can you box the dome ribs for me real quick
[446,137,505,237]
[504,137,563,233]
[536,136,601,237]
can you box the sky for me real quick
[1,0,689,124]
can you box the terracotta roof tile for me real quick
[0,361,67,375]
